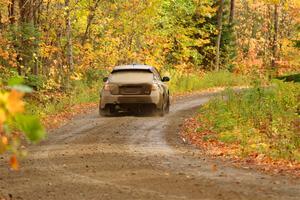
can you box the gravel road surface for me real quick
[1,92,299,200]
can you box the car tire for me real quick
[165,97,170,114]
[157,101,166,117]
[99,106,114,117]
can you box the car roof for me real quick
[112,64,156,72]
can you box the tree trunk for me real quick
[0,12,2,29]
[19,0,34,23]
[271,4,279,74]
[8,0,15,24]
[65,0,74,73]
[215,0,224,71]
[229,0,235,24]
[82,0,101,46]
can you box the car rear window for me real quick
[109,70,154,83]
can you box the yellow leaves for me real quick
[0,109,6,126]
[0,92,9,105]
[195,39,211,47]
[40,43,59,58]
[70,72,82,81]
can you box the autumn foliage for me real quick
[0,0,298,91]
[0,80,45,170]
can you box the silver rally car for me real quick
[99,64,170,116]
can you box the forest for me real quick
[0,0,299,170]
[0,0,299,83]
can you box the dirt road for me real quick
[1,92,299,200]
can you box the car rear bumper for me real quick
[100,90,163,109]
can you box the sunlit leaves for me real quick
[235,0,300,74]
[0,77,46,170]
[0,110,6,124]
[158,0,217,70]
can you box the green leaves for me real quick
[158,0,216,69]
[10,85,33,93]
[7,76,24,86]
[15,114,46,143]
[0,76,46,169]
[7,76,33,93]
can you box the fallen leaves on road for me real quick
[42,102,97,130]
[180,117,300,177]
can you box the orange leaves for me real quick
[0,136,8,154]
[0,49,9,60]
[7,90,25,114]
[40,43,59,58]
[0,90,25,170]
[1,136,8,145]
[0,90,24,121]
[0,34,17,68]
[180,115,300,177]
[0,109,6,125]
[9,155,19,171]
[211,164,218,172]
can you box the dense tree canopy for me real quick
[0,0,299,90]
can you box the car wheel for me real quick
[165,98,170,114]
[99,105,114,117]
[99,107,108,117]
[157,102,166,117]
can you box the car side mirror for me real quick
[103,77,108,82]
[162,76,170,82]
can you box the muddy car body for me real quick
[99,64,170,116]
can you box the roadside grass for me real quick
[167,70,250,94]
[196,80,300,162]
[25,81,102,119]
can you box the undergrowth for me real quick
[25,81,102,118]
[167,70,250,94]
[197,80,300,161]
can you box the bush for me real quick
[25,80,102,118]
[198,80,300,161]
[25,75,45,90]
[83,68,109,86]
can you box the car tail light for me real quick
[104,84,118,94]
[104,84,110,91]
